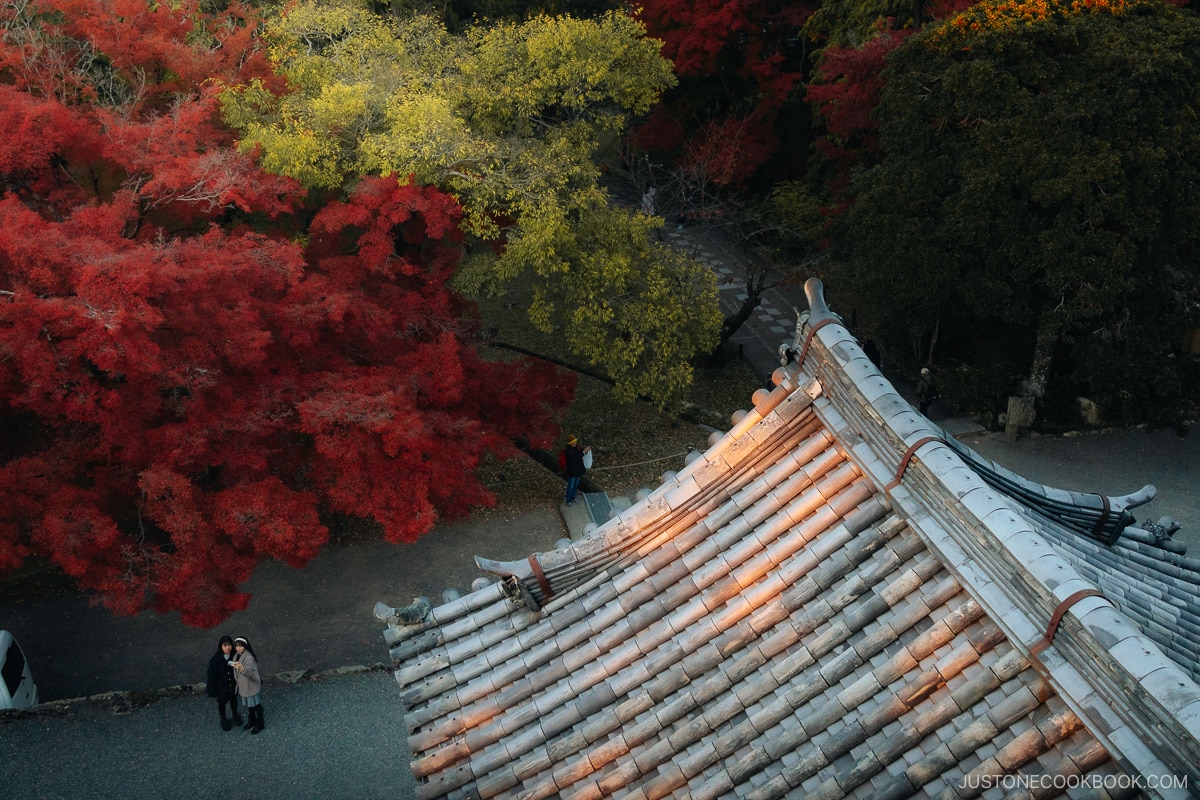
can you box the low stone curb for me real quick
[0,662,393,721]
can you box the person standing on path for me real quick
[231,637,265,734]
[917,367,938,416]
[205,635,242,731]
[641,186,656,216]
[559,436,592,506]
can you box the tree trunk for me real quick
[519,444,604,494]
[1006,311,1059,441]
[488,341,615,386]
[716,262,769,349]
[717,292,761,348]
[1026,311,1059,400]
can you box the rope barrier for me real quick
[589,452,689,472]
[483,450,692,489]
[483,475,564,489]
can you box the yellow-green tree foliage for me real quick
[221,3,720,404]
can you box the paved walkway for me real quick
[604,176,809,384]
[0,670,417,800]
[1,507,566,704]
[662,222,807,383]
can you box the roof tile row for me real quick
[382,280,1200,799]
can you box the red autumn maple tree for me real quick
[634,0,813,183]
[0,0,572,627]
[804,1,987,190]
[806,24,915,185]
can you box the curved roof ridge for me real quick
[380,278,1198,800]
[1123,524,1197,562]
[798,277,1200,791]
[1032,523,1200,680]
[474,369,827,610]
[940,434,1155,545]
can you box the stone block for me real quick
[1004,396,1037,442]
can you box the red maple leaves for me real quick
[638,0,808,101]
[1,0,571,626]
[635,0,811,183]
[807,25,915,177]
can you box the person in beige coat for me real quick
[231,637,265,734]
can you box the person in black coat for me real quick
[916,367,938,416]
[205,635,242,731]
[559,435,592,506]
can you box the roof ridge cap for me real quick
[793,290,1200,788]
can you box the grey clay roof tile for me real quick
[385,279,1200,799]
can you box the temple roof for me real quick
[379,279,1200,800]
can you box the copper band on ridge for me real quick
[528,554,553,602]
[1030,589,1105,656]
[886,436,946,490]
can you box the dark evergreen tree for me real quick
[831,0,1200,427]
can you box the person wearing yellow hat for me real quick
[558,435,592,506]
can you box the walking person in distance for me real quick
[917,367,938,416]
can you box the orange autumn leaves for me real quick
[929,0,1133,48]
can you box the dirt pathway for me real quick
[1,503,566,702]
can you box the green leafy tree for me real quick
[831,0,1200,425]
[805,0,923,48]
[803,0,976,48]
[377,0,622,33]
[222,3,720,404]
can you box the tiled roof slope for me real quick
[381,279,1200,800]
[938,438,1200,683]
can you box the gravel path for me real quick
[0,670,417,800]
